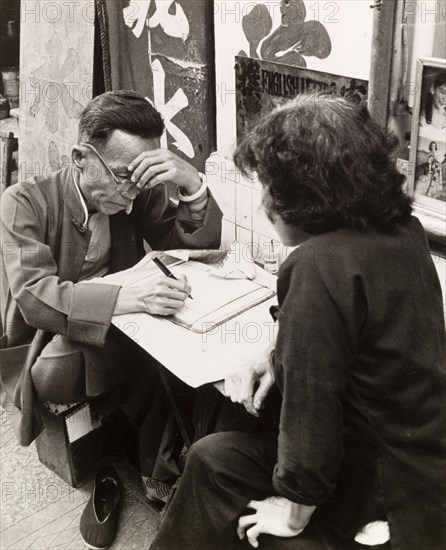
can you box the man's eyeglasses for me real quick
[81,142,139,200]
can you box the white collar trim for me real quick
[72,167,134,221]
[72,168,89,227]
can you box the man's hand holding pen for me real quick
[114,274,191,316]
[153,256,194,300]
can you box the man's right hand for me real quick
[114,274,191,316]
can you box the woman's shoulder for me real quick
[281,218,428,278]
[283,228,374,267]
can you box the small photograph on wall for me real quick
[414,135,445,201]
[410,58,446,204]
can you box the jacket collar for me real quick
[58,165,141,271]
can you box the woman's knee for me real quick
[185,431,260,482]
[186,432,241,473]
[188,433,226,464]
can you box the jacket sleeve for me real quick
[272,249,363,506]
[134,184,223,250]
[1,185,120,347]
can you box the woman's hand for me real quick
[114,274,191,316]
[128,149,202,195]
[224,350,275,417]
[237,497,316,548]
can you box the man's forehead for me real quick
[99,129,160,164]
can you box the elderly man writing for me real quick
[0,91,222,492]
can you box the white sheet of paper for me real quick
[92,250,185,287]
[110,262,278,386]
[112,295,278,387]
[167,263,272,330]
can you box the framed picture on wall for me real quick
[408,57,446,249]
[235,56,368,141]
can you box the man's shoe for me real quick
[80,466,121,550]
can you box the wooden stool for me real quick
[35,397,134,488]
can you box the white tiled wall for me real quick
[235,182,252,231]
[206,152,294,267]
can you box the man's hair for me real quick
[234,94,412,234]
[78,90,165,145]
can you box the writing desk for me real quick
[111,267,278,446]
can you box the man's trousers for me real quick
[30,326,181,482]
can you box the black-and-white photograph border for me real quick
[408,56,446,249]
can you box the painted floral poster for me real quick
[214,0,374,155]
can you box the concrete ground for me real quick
[0,408,161,550]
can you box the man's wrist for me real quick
[186,190,209,208]
[178,174,208,203]
[182,175,202,195]
[114,286,139,315]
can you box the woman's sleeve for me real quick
[272,250,364,506]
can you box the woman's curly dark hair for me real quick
[234,94,412,234]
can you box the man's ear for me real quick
[71,145,88,172]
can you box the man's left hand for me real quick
[128,149,202,194]
[237,497,316,548]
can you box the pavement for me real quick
[0,408,162,550]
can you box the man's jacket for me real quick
[0,166,222,445]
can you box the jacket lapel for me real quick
[59,167,141,278]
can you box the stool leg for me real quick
[0,132,18,193]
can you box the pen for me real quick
[152,256,194,300]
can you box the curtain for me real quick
[96,0,216,171]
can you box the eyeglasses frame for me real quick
[80,142,138,200]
